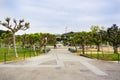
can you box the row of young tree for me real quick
[62,24,120,54]
[0,32,56,57]
[0,18,56,58]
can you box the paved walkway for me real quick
[0,48,120,80]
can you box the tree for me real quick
[45,33,56,45]
[107,24,120,54]
[0,18,30,57]
[34,33,42,52]
[27,33,38,55]
[74,32,89,54]
[1,31,13,54]
[0,30,8,36]
[35,33,48,52]
[0,30,9,48]
[68,33,78,50]
[20,34,29,49]
[61,32,74,46]
[90,25,105,52]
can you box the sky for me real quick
[0,0,120,34]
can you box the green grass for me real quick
[82,53,120,61]
[0,47,42,62]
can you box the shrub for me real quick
[43,48,51,53]
[68,48,77,53]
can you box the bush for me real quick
[68,48,77,53]
[43,48,51,53]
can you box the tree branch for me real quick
[13,19,17,28]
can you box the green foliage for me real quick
[0,48,42,62]
[107,24,120,46]
[1,31,13,44]
[83,53,120,61]
[61,32,74,46]
[90,25,106,52]
[0,30,9,37]
[107,24,120,53]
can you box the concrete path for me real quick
[0,48,120,80]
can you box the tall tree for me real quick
[0,18,30,57]
[107,24,120,54]
[74,32,89,54]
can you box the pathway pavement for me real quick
[0,48,120,80]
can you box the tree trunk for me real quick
[39,43,43,53]
[13,33,18,57]
[33,45,36,55]
[113,45,118,54]
[82,44,85,54]
[39,46,42,52]
[97,44,100,52]
[39,40,45,53]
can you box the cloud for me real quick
[0,0,120,34]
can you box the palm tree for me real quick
[0,18,30,57]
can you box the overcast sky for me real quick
[0,0,120,34]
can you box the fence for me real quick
[0,48,42,64]
[69,46,120,64]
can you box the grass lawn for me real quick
[82,53,120,61]
[0,47,42,62]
